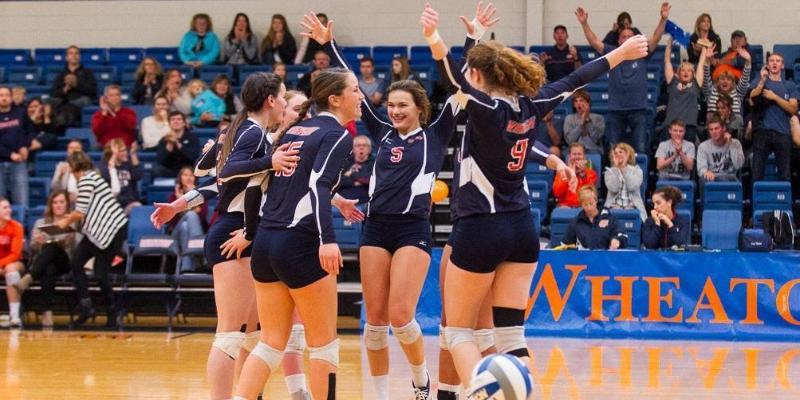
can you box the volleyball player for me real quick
[419,2,650,386]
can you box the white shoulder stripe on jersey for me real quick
[442,50,497,111]
[308,131,350,244]
[218,124,268,183]
[531,144,550,160]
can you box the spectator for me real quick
[91,84,137,147]
[191,78,228,127]
[688,13,721,65]
[337,135,374,204]
[50,139,83,200]
[260,14,297,66]
[602,11,642,46]
[540,25,582,82]
[642,185,690,249]
[656,119,695,180]
[749,54,798,181]
[713,30,753,81]
[703,45,751,118]
[697,114,745,185]
[389,56,414,85]
[168,166,208,272]
[273,62,288,83]
[221,13,260,65]
[604,142,646,221]
[212,75,242,117]
[156,69,192,115]
[577,3,669,153]
[49,46,97,128]
[13,190,80,328]
[27,98,61,152]
[0,86,33,206]
[561,185,627,249]
[295,12,328,64]
[359,57,387,107]
[155,111,200,177]
[132,57,164,105]
[297,50,330,96]
[0,198,25,328]
[99,139,143,215]
[57,151,128,328]
[536,110,562,157]
[11,86,26,107]
[563,89,604,154]
[715,93,745,141]
[553,143,598,208]
[661,42,709,142]
[184,78,207,119]
[178,13,220,67]
[140,95,171,150]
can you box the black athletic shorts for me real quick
[361,214,432,254]
[250,226,328,289]
[205,212,252,266]
[449,209,539,273]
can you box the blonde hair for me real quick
[578,185,598,204]
[677,62,695,76]
[610,143,637,166]
[466,41,546,97]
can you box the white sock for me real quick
[373,375,389,400]
[410,361,429,388]
[285,373,307,394]
[439,382,460,392]
[9,302,20,320]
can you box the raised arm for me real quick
[648,2,671,54]
[663,41,674,84]
[735,48,752,96]
[695,44,712,87]
[575,7,604,54]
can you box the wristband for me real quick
[425,30,441,46]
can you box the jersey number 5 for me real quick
[390,147,404,163]
[275,141,304,177]
[507,139,529,172]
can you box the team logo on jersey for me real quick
[407,135,424,144]
[506,117,536,135]
[286,126,319,137]
[390,147,404,163]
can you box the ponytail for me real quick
[216,110,248,174]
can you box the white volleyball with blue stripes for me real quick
[465,354,534,400]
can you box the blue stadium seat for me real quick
[753,181,792,227]
[79,48,107,66]
[702,181,742,210]
[332,206,362,252]
[773,44,800,73]
[44,65,63,85]
[410,65,435,94]
[33,48,67,66]
[656,180,695,221]
[525,161,554,184]
[174,65,196,81]
[531,207,541,237]
[237,65,271,84]
[93,66,118,84]
[121,65,138,85]
[635,153,649,197]
[527,179,549,216]
[409,46,434,68]
[55,137,89,151]
[65,127,98,149]
[26,205,45,234]
[749,44,764,68]
[108,48,145,66]
[284,68,308,89]
[373,46,407,65]
[529,45,549,55]
[764,154,778,180]
[34,151,64,177]
[702,209,741,250]
[82,106,99,127]
[193,127,218,143]
[550,207,580,246]
[7,66,41,85]
[124,206,178,289]
[145,47,180,66]
[340,46,371,68]
[0,49,31,66]
[24,85,51,102]
[11,205,25,226]
[610,209,642,249]
[0,67,4,83]
[129,105,153,127]
[198,65,234,84]
[145,184,174,204]
[577,45,600,62]
[29,177,51,207]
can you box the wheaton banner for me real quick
[409,249,800,341]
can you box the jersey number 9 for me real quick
[507,139,529,172]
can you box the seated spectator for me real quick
[191,79,228,127]
[0,86,33,206]
[0,198,25,328]
[297,50,330,96]
[561,185,627,249]
[168,167,208,272]
[295,12,328,64]
[604,143,646,221]
[715,93,744,140]
[260,14,297,66]
[359,57,387,107]
[13,190,80,328]
[140,95,171,150]
[697,114,745,185]
[563,89,604,154]
[661,42,709,142]
[703,45,751,118]
[601,11,642,46]
[91,85,137,147]
[49,46,97,128]
[713,30,753,81]
[656,119,695,180]
[212,75,242,118]
[156,69,192,115]
[221,13,260,65]
[179,13,220,68]
[273,62,288,84]
[99,139,143,215]
[749,53,798,182]
[534,110,562,157]
[540,25,582,82]
[337,135,374,204]
[389,56,415,87]
[132,57,163,105]
[50,139,83,200]
[688,13,721,65]
[184,78,208,120]
[155,111,200,177]
[642,185,690,249]
[553,143,598,208]
[11,86,26,107]
[27,98,61,152]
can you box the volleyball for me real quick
[465,354,534,400]
[431,180,449,203]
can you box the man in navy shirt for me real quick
[0,86,32,206]
[576,3,670,153]
[749,54,799,181]
[540,25,582,82]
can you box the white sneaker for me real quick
[0,315,9,328]
[9,318,22,329]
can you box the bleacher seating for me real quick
[237,65,271,84]
[373,46,407,65]
[610,209,642,249]
[33,48,67,66]
[145,47,180,66]
[703,181,743,211]
[550,207,580,246]
[753,181,792,227]
[340,46,371,68]
[528,180,549,216]
[656,180,695,221]
[7,66,41,85]
[108,48,145,67]
[702,209,741,250]
[332,206,362,256]
[0,49,31,66]
[198,65,234,84]
[772,44,800,75]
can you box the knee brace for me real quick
[493,306,527,358]
[391,319,421,345]
[242,330,260,353]
[443,326,475,351]
[309,338,340,367]
[438,325,448,350]
[212,331,246,359]
[475,328,496,353]
[5,270,20,285]
[250,341,284,372]
[285,324,307,355]
[364,323,389,351]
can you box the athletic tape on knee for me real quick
[364,323,389,351]
[250,341,284,372]
[309,338,340,367]
[5,270,20,285]
[443,326,475,350]
[212,331,246,359]
[475,328,496,353]
[285,324,307,355]
[391,319,421,345]
[438,325,448,350]
[494,326,527,356]
[242,330,260,353]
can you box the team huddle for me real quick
[151,2,650,399]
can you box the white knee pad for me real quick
[285,324,307,355]
[309,338,340,367]
[250,341,284,372]
[392,319,422,345]
[212,331,246,359]
[364,323,389,351]
[475,328,496,353]
[242,330,260,353]
[5,270,20,285]
[443,326,475,350]
[494,326,527,355]
[438,325,448,350]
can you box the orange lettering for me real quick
[643,277,683,322]
[687,278,732,324]
[776,279,800,326]
[527,264,587,321]
[530,344,582,399]
[586,276,639,321]
[777,349,800,389]
[688,347,730,389]
[743,348,760,389]
[729,279,775,325]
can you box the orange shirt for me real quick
[0,219,23,267]
[553,167,598,208]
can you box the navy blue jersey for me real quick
[260,113,353,245]
[326,40,460,218]
[440,51,611,219]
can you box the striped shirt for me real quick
[75,170,128,249]
[703,62,751,115]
